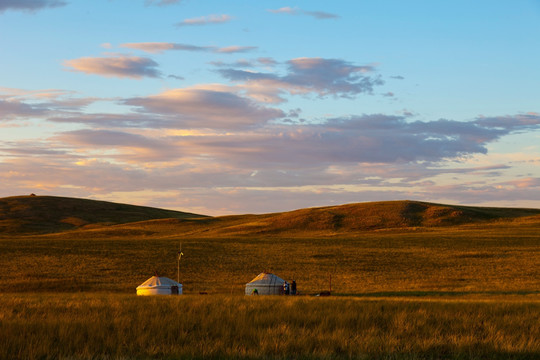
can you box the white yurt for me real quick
[245,272,285,295]
[136,276,182,295]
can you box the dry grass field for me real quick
[1,294,539,360]
[1,195,539,359]
[2,222,539,295]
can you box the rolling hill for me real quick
[1,195,539,237]
[0,195,206,235]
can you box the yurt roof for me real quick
[246,272,285,286]
[136,276,181,289]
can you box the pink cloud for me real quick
[123,88,284,129]
[64,55,161,79]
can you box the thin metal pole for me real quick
[177,242,183,284]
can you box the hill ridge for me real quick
[0,195,206,235]
[1,195,539,237]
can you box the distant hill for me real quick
[146,200,539,237]
[1,196,539,237]
[0,195,207,235]
[254,200,540,231]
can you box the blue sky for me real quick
[1,0,539,215]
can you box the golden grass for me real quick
[0,293,538,359]
[1,197,539,358]
[2,221,539,295]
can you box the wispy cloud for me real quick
[167,74,185,80]
[176,14,232,27]
[120,42,257,54]
[267,7,340,20]
[302,10,340,20]
[0,0,66,13]
[216,46,257,54]
[120,42,213,54]
[210,58,278,69]
[47,112,166,128]
[64,55,162,79]
[0,88,101,121]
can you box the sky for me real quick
[1,0,540,215]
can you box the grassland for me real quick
[2,221,539,294]
[1,196,539,358]
[1,293,539,360]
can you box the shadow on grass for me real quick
[335,290,540,298]
[158,350,540,360]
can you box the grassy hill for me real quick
[1,195,539,237]
[0,195,206,235]
[231,200,540,233]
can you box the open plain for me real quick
[1,196,539,359]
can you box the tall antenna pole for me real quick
[177,242,183,283]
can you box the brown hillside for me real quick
[38,199,540,239]
[196,200,540,236]
[2,196,539,238]
[0,195,206,235]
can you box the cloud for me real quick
[3,111,539,214]
[167,74,185,80]
[303,10,340,19]
[47,112,167,128]
[257,57,278,66]
[120,42,213,54]
[0,87,105,123]
[267,7,298,15]
[218,57,383,103]
[2,152,538,215]
[210,58,277,69]
[120,42,257,54]
[210,59,255,68]
[267,7,340,20]
[55,111,539,168]
[0,0,66,13]
[216,46,257,54]
[122,87,285,129]
[176,14,232,27]
[141,114,538,167]
[57,129,169,150]
[0,98,48,120]
[64,55,162,79]
[475,113,540,130]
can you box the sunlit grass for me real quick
[1,223,539,295]
[1,198,539,358]
[0,293,538,359]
